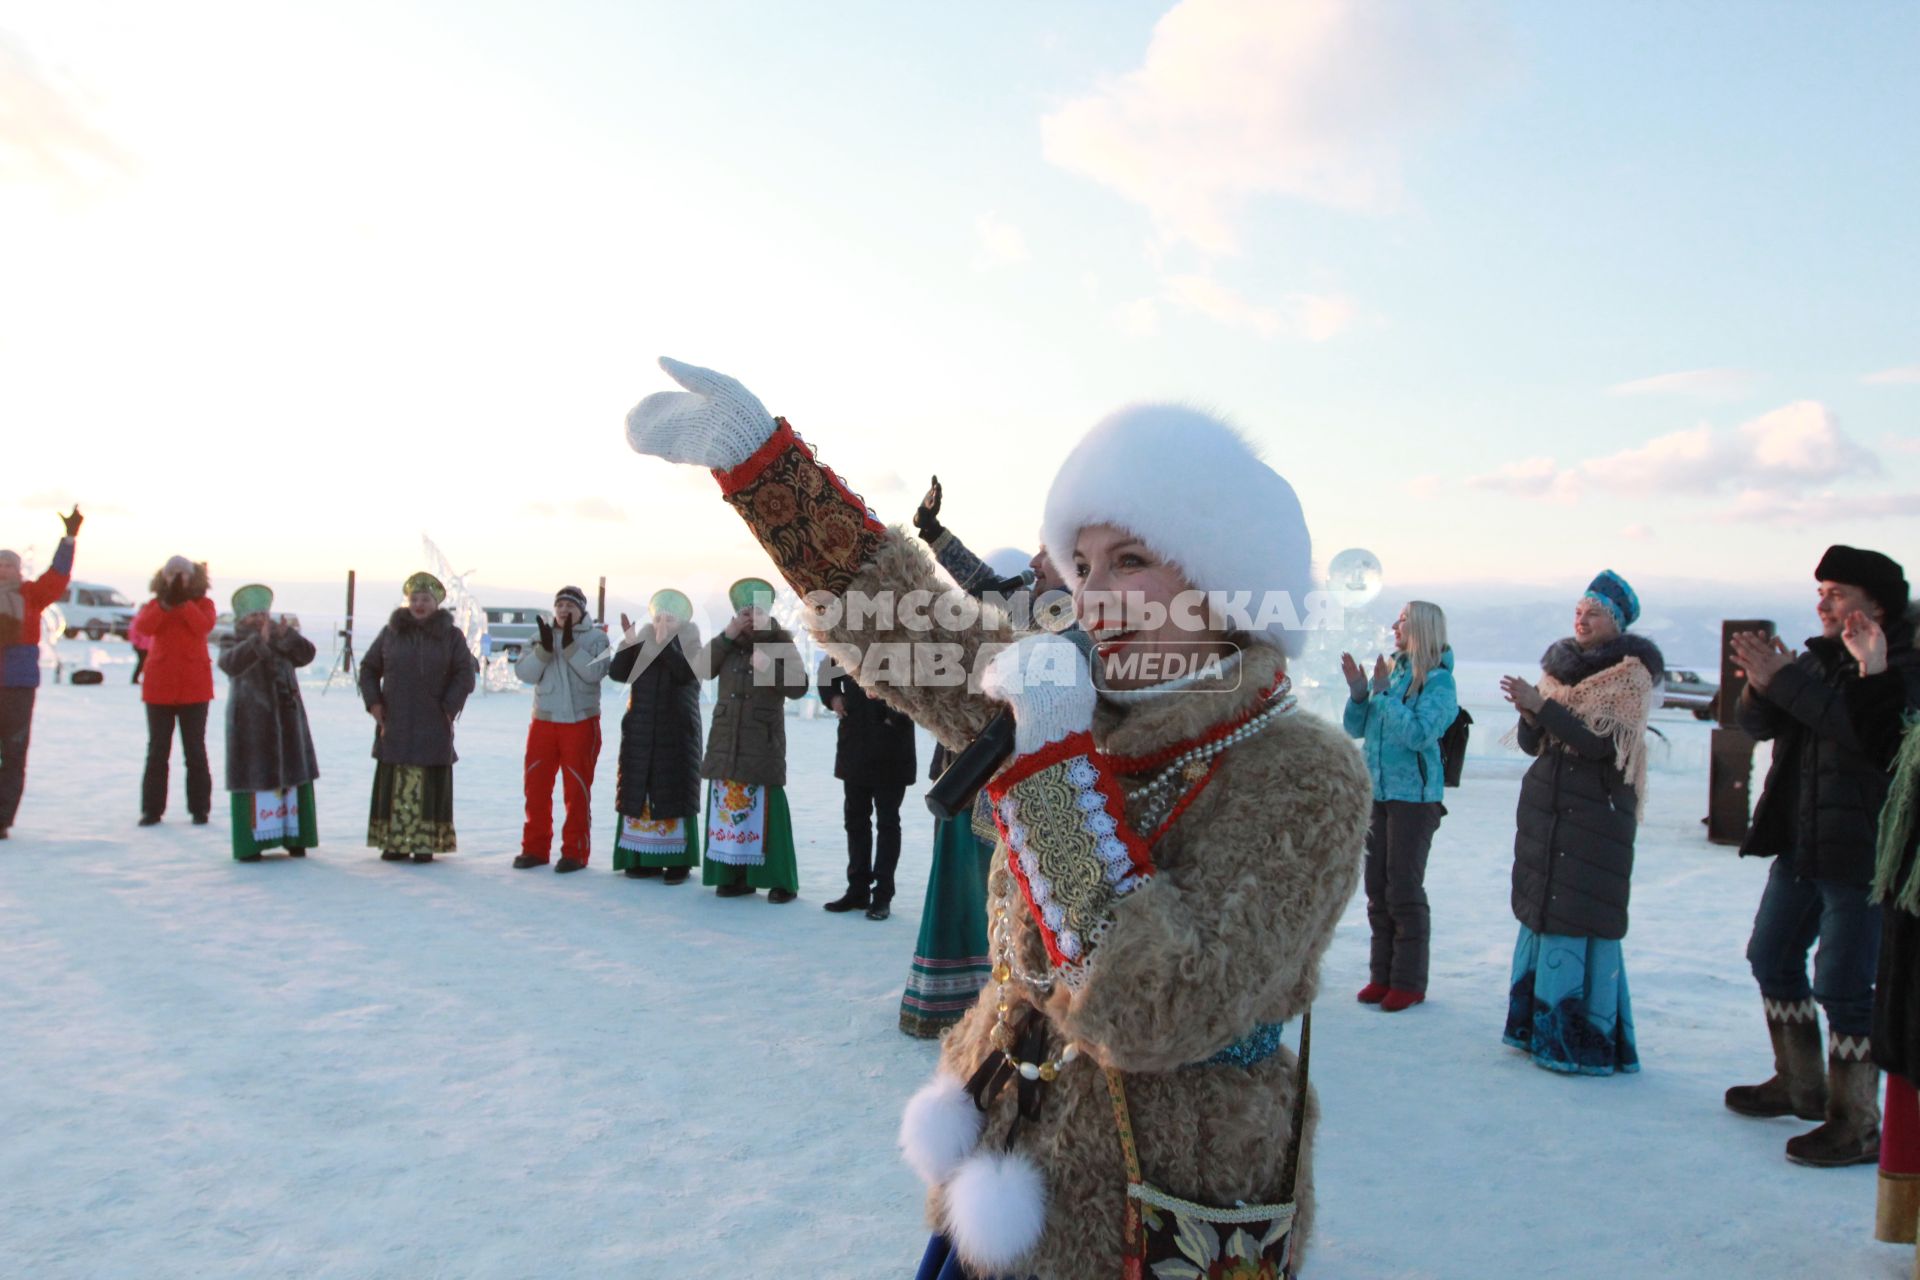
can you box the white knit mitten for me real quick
[624,357,777,471]
[981,631,1097,756]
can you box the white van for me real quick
[58,581,138,640]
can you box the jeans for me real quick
[1747,853,1883,1037]
[143,702,212,820]
[1364,800,1443,992]
[0,688,35,830]
[843,781,906,907]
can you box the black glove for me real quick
[60,506,83,538]
[536,616,554,652]
[911,475,944,542]
[561,617,575,650]
[161,578,187,608]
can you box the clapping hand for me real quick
[1501,674,1545,715]
[1339,652,1368,702]
[1371,654,1391,696]
[1842,610,1888,677]
[536,616,555,653]
[1729,630,1792,693]
[561,616,575,650]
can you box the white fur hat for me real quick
[1041,405,1311,653]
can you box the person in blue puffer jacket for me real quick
[1342,600,1458,1012]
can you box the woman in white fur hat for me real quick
[624,359,1369,1280]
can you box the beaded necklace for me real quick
[982,675,1298,1084]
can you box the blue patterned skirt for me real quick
[1503,925,1640,1077]
[914,1235,1032,1280]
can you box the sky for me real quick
[1,0,1916,615]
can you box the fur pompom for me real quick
[942,1150,1048,1272]
[897,1072,982,1186]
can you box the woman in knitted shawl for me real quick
[623,358,1370,1280]
[1499,571,1665,1077]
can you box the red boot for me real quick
[1357,982,1389,1005]
[1380,989,1426,1013]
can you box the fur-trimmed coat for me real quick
[358,608,477,767]
[217,625,320,792]
[804,532,1370,1279]
[1510,633,1664,941]
[135,563,216,707]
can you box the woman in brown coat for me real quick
[625,359,1369,1279]
[698,581,809,901]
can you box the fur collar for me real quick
[149,561,211,601]
[388,606,454,635]
[1540,632,1666,687]
[1093,643,1288,761]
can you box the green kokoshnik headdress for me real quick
[403,572,447,603]
[727,576,775,614]
[649,588,693,622]
[231,583,274,617]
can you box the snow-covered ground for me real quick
[0,641,1904,1278]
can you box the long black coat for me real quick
[1846,667,1920,1080]
[1511,634,1665,941]
[1739,618,1920,886]
[217,626,320,792]
[609,625,703,820]
[700,623,809,786]
[358,608,477,766]
[819,665,917,788]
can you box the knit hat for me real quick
[555,584,590,615]
[1816,545,1909,620]
[231,583,274,618]
[403,571,446,603]
[1040,405,1311,653]
[729,576,776,613]
[1584,570,1640,630]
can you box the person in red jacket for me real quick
[134,556,217,826]
[0,506,83,839]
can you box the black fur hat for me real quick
[1815,545,1908,621]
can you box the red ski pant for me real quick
[522,718,600,862]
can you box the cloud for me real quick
[1040,0,1506,252]
[971,212,1029,270]
[1507,401,1877,499]
[1466,457,1580,503]
[1403,475,1442,500]
[1607,368,1759,401]
[1881,433,1920,456]
[1865,366,1920,386]
[1622,523,1655,541]
[1715,489,1920,527]
[0,33,131,189]
[1161,274,1358,341]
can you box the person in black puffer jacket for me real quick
[1725,546,1920,1169]
[1499,570,1663,1078]
[608,604,704,883]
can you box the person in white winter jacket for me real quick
[512,586,611,873]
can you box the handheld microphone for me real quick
[925,595,1089,821]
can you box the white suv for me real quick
[58,581,138,640]
[481,605,554,658]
